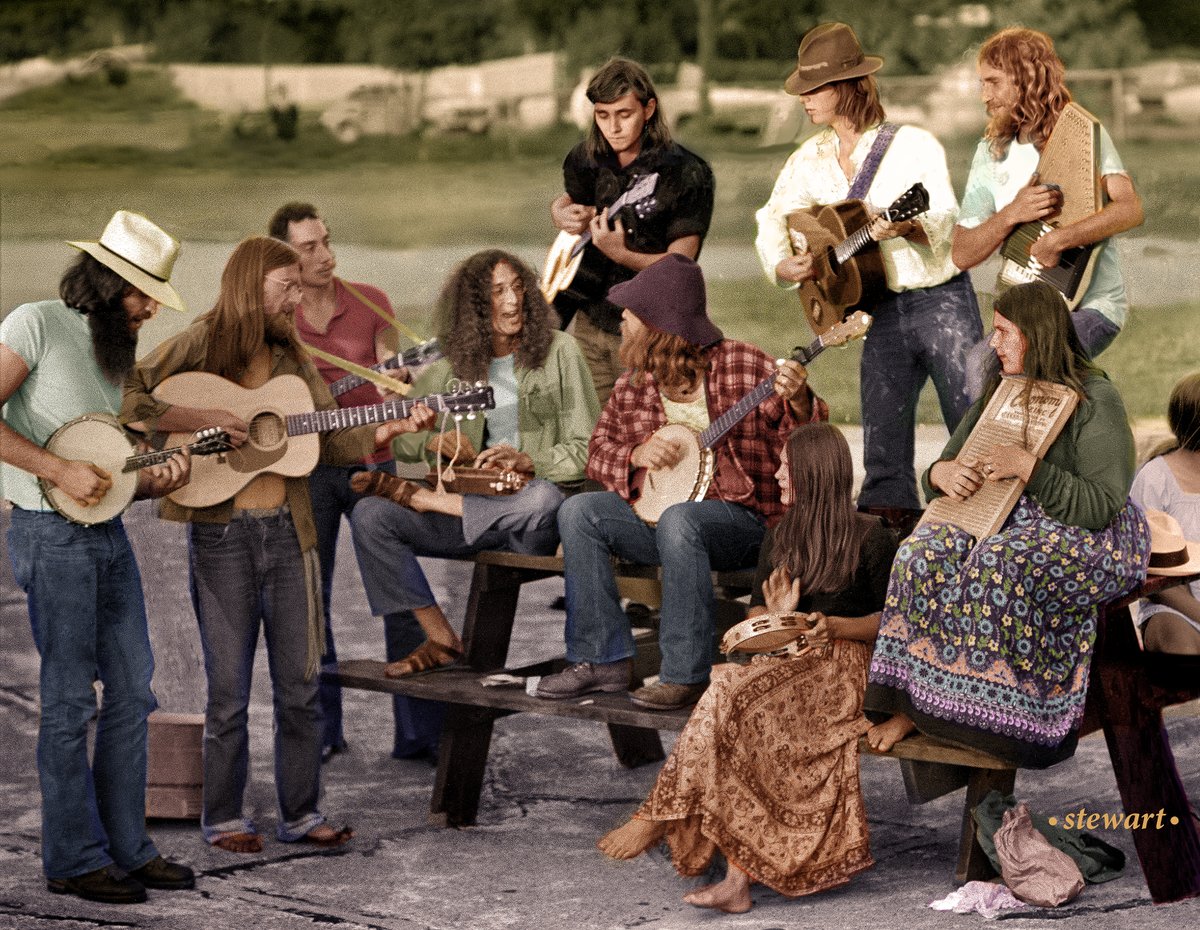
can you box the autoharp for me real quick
[999,102,1102,305]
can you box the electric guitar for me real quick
[152,373,493,508]
[787,183,929,335]
[40,415,230,525]
[327,339,443,398]
[540,172,660,318]
[630,312,873,525]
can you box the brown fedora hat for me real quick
[784,22,883,96]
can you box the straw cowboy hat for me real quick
[1144,509,1200,577]
[784,22,884,96]
[68,210,187,312]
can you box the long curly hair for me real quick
[979,28,1072,158]
[770,423,865,595]
[199,236,304,379]
[434,250,557,382]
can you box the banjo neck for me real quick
[697,335,828,452]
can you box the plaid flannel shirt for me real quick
[587,340,829,522]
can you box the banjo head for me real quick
[40,414,139,525]
[632,424,707,526]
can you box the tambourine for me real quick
[720,611,822,658]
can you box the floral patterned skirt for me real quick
[865,496,1150,767]
[637,640,874,897]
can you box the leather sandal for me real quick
[350,471,420,508]
[385,639,464,678]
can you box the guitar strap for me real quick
[847,122,898,201]
[339,279,426,346]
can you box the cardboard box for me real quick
[146,711,204,820]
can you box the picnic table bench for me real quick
[327,552,1200,904]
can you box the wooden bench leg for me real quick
[1097,675,1200,903]
[607,724,665,768]
[955,767,1015,885]
[429,703,504,827]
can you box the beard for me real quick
[87,305,138,384]
[264,310,297,346]
[986,107,1018,144]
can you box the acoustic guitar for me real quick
[630,312,873,525]
[328,339,443,398]
[40,414,230,525]
[152,373,494,508]
[787,183,929,335]
[539,172,660,317]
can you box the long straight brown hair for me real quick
[199,236,302,379]
[771,422,865,594]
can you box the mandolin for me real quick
[153,373,493,508]
[631,312,872,525]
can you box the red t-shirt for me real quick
[295,278,395,464]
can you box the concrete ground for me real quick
[2,430,1199,929]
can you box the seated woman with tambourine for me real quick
[597,422,897,914]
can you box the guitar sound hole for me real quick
[248,412,287,449]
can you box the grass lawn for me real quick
[2,68,1197,422]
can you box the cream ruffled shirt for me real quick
[755,124,961,292]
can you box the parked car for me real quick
[320,83,419,143]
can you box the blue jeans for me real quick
[188,509,325,842]
[859,272,982,511]
[308,459,395,753]
[351,479,566,755]
[7,509,159,879]
[965,306,1121,403]
[557,493,765,685]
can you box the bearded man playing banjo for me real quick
[0,211,195,904]
[536,255,826,711]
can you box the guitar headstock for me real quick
[622,172,660,206]
[401,339,442,367]
[817,311,873,348]
[883,183,930,223]
[191,428,233,457]
[441,384,496,417]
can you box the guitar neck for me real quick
[697,339,825,450]
[329,341,442,397]
[568,188,640,259]
[122,443,198,474]
[286,393,450,435]
[832,224,876,267]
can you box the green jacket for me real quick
[923,372,1134,531]
[393,330,600,485]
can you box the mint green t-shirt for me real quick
[1,300,122,510]
[958,125,1130,328]
[485,353,520,449]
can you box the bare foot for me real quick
[384,638,463,678]
[210,831,263,853]
[300,823,353,848]
[683,866,752,913]
[865,713,916,752]
[597,818,666,860]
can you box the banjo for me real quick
[39,414,231,525]
[631,312,872,525]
